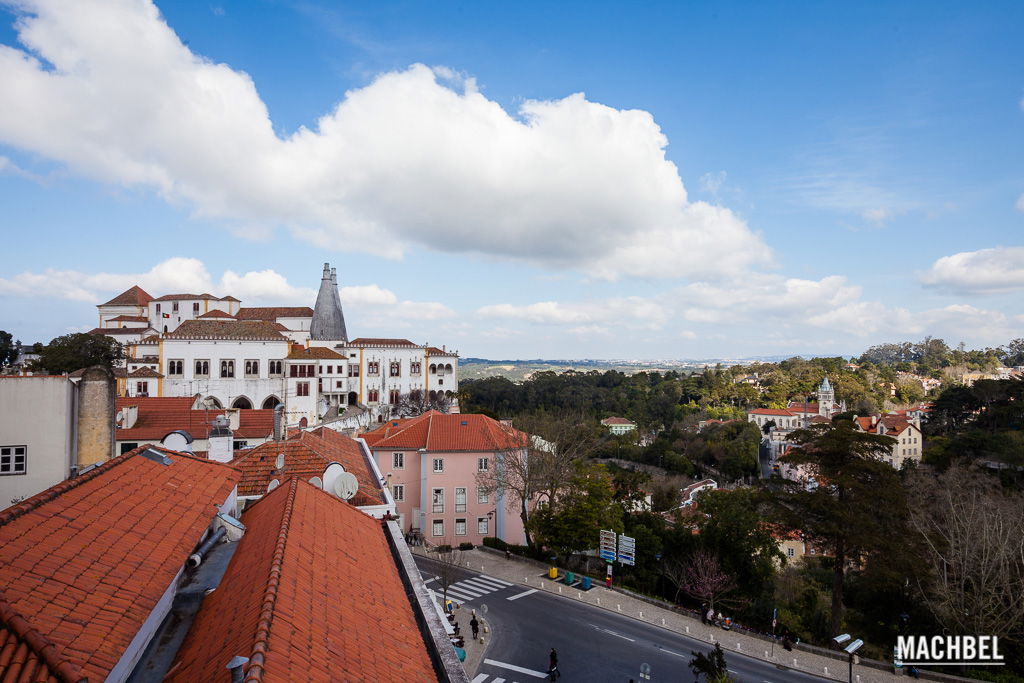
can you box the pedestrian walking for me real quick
[706,606,715,625]
[548,647,561,680]
[470,612,479,640]
[700,603,707,625]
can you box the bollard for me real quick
[597,598,600,605]
[793,659,797,667]
[824,667,828,676]
[765,650,769,658]
[640,611,643,619]
[617,604,621,612]
[662,619,666,626]
[737,643,741,651]
[685,626,689,634]
[558,586,562,593]
[577,592,581,599]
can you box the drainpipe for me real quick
[187,527,227,568]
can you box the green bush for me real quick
[458,542,474,550]
[483,536,508,550]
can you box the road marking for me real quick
[471,675,489,683]
[590,624,636,642]
[483,659,548,678]
[506,588,538,601]
[492,679,506,683]
[465,576,509,590]
[450,583,488,597]
[657,647,687,658]
[422,577,437,585]
[445,589,477,602]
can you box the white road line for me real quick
[467,576,509,589]
[422,577,437,585]
[477,575,512,586]
[463,577,505,591]
[659,648,687,658]
[445,589,477,602]
[492,679,506,683]
[506,588,538,601]
[483,659,548,679]
[471,675,489,683]
[590,624,636,642]
[451,583,488,597]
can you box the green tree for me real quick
[689,643,733,683]
[31,333,124,374]
[0,330,17,368]
[529,462,622,558]
[770,420,907,635]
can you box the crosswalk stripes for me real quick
[440,573,513,604]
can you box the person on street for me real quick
[706,606,715,625]
[548,648,561,680]
[701,603,708,624]
[470,613,480,640]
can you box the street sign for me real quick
[600,529,617,562]
[618,534,636,566]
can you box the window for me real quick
[367,361,380,375]
[455,519,467,536]
[233,440,248,450]
[477,457,489,471]
[411,361,421,375]
[477,487,489,504]
[119,442,138,455]
[336,380,343,389]
[786,547,795,558]
[432,458,444,473]
[136,381,148,395]
[244,359,259,377]
[220,360,235,378]
[367,389,379,402]
[0,446,26,475]
[192,302,200,313]
[168,359,184,376]
[429,364,437,375]
[393,484,405,502]
[296,382,310,397]
[393,452,404,469]
[195,359,210,378]
[269,360,283,376]
[477,517,489,535]
[389,389,401,405]
[455,487,467,512]
[172,301,179,313]
[432,520,444,537]
[348,364,359,377]
[432,488,444,513]
[155,303,161,314]
[390,361,401,377]
[324,365,332,374]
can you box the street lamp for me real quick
[833,634,864,683]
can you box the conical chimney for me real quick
[310,262,348,342]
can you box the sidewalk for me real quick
[451,547,903,683]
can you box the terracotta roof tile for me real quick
[285,346,344,360]
[164,320,287,341]
[601,417,635,425]
[235,307,314,320]
[348,337,418,347]
[98,286,152,307]
[0,447,239,682]
[127,367,163,378]
[151,293,222,301]
[424,346,457,356]
[106,315,150,323]
[195,309,235,319]
[365,411,526,452]
[86,327,151,336]
[748,408,796,417]
[787,402,821,413]
[166,480,436,683]
[232,429,383,504]
[115,397,275,440]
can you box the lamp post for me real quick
[833,634,864,683]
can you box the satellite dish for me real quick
[275,453,285,470]
[309,476,323,489]
[318,397,329,418]
[333,471,359,501]
[322,462,346,493]
[267,478,280,492]
[161,430,194,453]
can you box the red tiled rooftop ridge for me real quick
[0,447,240,682]
[364,411,526,452]
[115,397,275,440]
[0,593,86,683]
[164,320,287,341]
[99,285,152,307]
[196,309,235,319]
[601,417,635,425]
[167,480,437,683]
[231,428,383,504]
[348,337,417,347]
[235,306,314,320]
[285,346,344,359]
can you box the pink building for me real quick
[364,411,528,546]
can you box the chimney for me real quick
[208,415,234,463]
[223,407,240,431]
[870,415,878,428]
[76,365,115,468]
[273,404,284,441]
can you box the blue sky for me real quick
[0,0,1021,359]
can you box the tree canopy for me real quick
[30,333,124,374]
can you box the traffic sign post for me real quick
[618,534,636,566]
[599,529,617,563]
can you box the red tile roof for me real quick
[166,479,436,683]
[86,327,150,336]
[787,402,821,413]
[127,367,163,378]
[232,429,383,504]
[151,293,221,301]
[748,408,796,417]
[0,446,239,683]
[164,320,287,341]
[364,411,526,452]
[348,337,418,347]
[601,417,636,426]
[195,309,235,319]
[286,346,345,360]
[854,414,913,436]
[235,306,314,320]
[115,397,275,440]
[99,286,152,307]
[424,346,457,356]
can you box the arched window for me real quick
[261,396,282,409]
[444,363,453,374]
[195,360,210,377]
[232,396,252,409]
[429,364,437,375]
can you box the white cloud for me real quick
[220,269,316,303]
[0,0,772,280]
[478,296,670,329]
[862,207,892,223]
[699,171,726,196]
[340,284,397,306]
[919,247,1024,294]
[1016,193,1024,212]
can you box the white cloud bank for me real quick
[919,246,1024,294]
[0,0,771,281]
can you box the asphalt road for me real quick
[414,556,828,683]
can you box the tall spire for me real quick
[310,262,348,342]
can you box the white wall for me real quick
[160,338,290,409]
[0,376,77,507]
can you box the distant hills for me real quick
[459,355,828,381]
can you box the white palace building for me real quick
[90,264,459,429]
